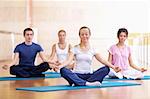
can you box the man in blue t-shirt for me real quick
[2,28,53,77]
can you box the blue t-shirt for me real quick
[14,42,43,66]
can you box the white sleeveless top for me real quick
[71,45,97,74]
[56,43,69,63]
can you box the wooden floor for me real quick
[0,61,150,99]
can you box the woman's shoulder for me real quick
[109,44,117,49]
[111,44,116,47]
[72,44,80,51]
[51,43,57,50]
[68,43,72,48]
[74,44,79,48]
[125,44,131,50]
[52,43,57,48]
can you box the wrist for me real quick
[110,65,115,70]
[59,65,64,69]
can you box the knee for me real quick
[40,62,49,66]
[60,67,68,76]
[40,62,50,69]
[10,65,17,71]
[10,65,18,74]
[104,66,110,74]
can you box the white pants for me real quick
[108,68,144,79]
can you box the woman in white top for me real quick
[48,30,74,70]
[57,26,121,86]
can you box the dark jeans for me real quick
[10,62,51,77]
[60,66,110,86]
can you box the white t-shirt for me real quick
[56,43,69,63]
[71,45,97,74]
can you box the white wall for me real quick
[32,0,149,56]
[0,0,149,68]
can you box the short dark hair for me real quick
[23,28,34,36]
[117,28,128,38]
[79,26,91,36]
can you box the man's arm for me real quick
[2,53,19,70]
[39,51,48,62]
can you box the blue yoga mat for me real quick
[43,72,150,80]
[42,71,60,75]
[0,74,61,81]
[105,75,150,81]
[16,81,141,92]
[142,76,150,80]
